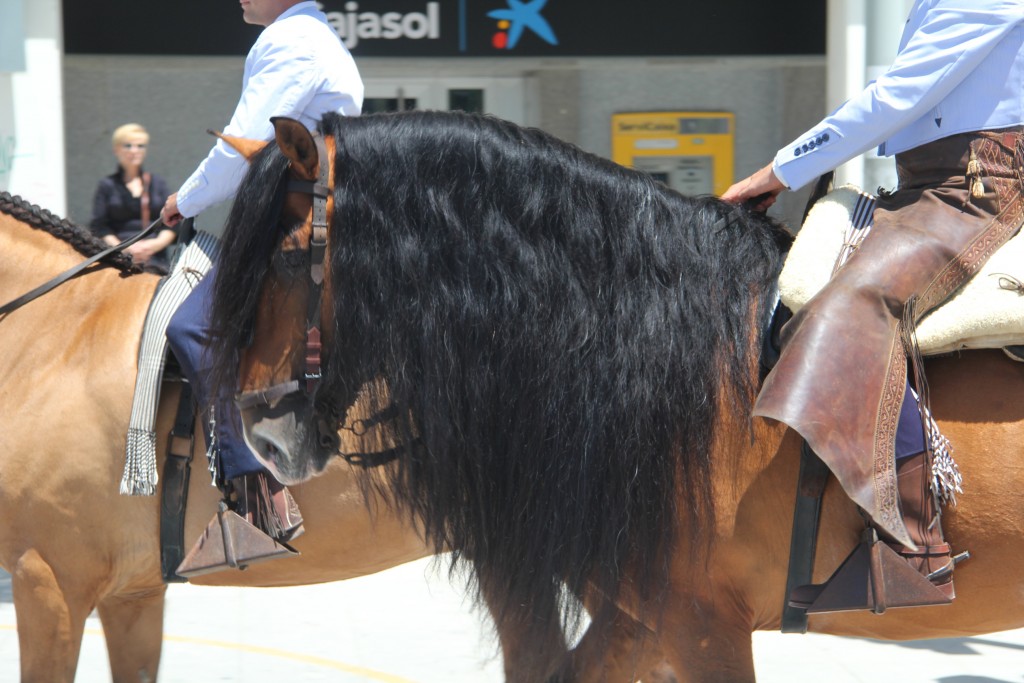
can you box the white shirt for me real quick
[773,0,1024,192]
[176,1,363,218]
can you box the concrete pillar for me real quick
[827,0,910,192]
[827,0,865,188]
[862,0,907,194]
[0,0,66,214]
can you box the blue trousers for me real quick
[166,263,266,480]
[895,382,926,459]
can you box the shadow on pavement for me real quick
[896,635,1024,656]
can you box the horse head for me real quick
[216,117,344,485]
[207,111,802,670]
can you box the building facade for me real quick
[2,1,911,233]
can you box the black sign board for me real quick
[64,1,825,58]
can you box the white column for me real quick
[828,0,910,192]
[0,0,66,215]
[827,0,866,188]
[861,0,907,194]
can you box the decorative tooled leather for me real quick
[873,331,908,535]
[917,137,1024,315]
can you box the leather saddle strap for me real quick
[781,441,831,633]
[160,381,196,583]
[140,172,152,227]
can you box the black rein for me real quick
[0,217,165,317]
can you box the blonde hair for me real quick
[112,123,149,148]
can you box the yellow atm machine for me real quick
[611,112,735,196]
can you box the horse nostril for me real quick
[317,425,340,450]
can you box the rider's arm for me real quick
[773,2,1024,192]
[175,36,318,219]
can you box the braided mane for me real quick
[0,191,138,273]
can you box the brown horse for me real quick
[211,112,1024,682]
[0,192,674,683]
[0,192,451,682]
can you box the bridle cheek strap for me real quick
[237,131,331,411]
[284,132,331,395]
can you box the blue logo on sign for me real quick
[487,0,558,49]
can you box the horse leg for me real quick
[477,578,568,682]
[96,587,166,683]
[11,549,90,683]
[657,597,755,683]
[556,604,674,683]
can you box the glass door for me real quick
[362,77,524,123]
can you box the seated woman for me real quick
[89,123,176,273]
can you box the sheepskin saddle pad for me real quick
[779,185,1024,356]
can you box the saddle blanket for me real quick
[121,231,220,496]
[779,185,1024,356]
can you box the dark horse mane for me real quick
[211,110,791,666]
[0,191,137,272]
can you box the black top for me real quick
[89,167,173,270]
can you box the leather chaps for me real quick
[756,128,1024,547]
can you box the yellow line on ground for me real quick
[0,624,417,682]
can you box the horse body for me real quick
[215,112,1024,681]
[0,200,433,682]
[657,349,1024,680]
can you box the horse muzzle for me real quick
[235,383,337,484]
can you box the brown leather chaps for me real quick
[756,128,1024,547]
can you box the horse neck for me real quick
[0,212,159,369]
[704,365,792,541]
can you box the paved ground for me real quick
[2,561,1024,682]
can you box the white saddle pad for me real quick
[779,185,1024,356]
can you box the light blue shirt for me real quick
[773,0,1024,192]
[177,1,363,218]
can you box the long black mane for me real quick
[211,110,790,668]
[0,191,137,272]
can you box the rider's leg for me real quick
[888,448,954,592]
[166,266,303,543]
[887,384,953,591]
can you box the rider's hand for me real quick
[721,164,786,212]
[160,193,183,227]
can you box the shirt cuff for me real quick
[771,158,792,190]
[175,173,209,218]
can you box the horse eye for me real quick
[272,248,306,274]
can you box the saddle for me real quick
[781,185,1024,356]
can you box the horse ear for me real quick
[208,129,267,162]
[271,117,319,181]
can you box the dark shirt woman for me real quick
[90,123,176,273]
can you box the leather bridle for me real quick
[231,132,408,466]
[234,131,332,415]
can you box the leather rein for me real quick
[0,217,164,317]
